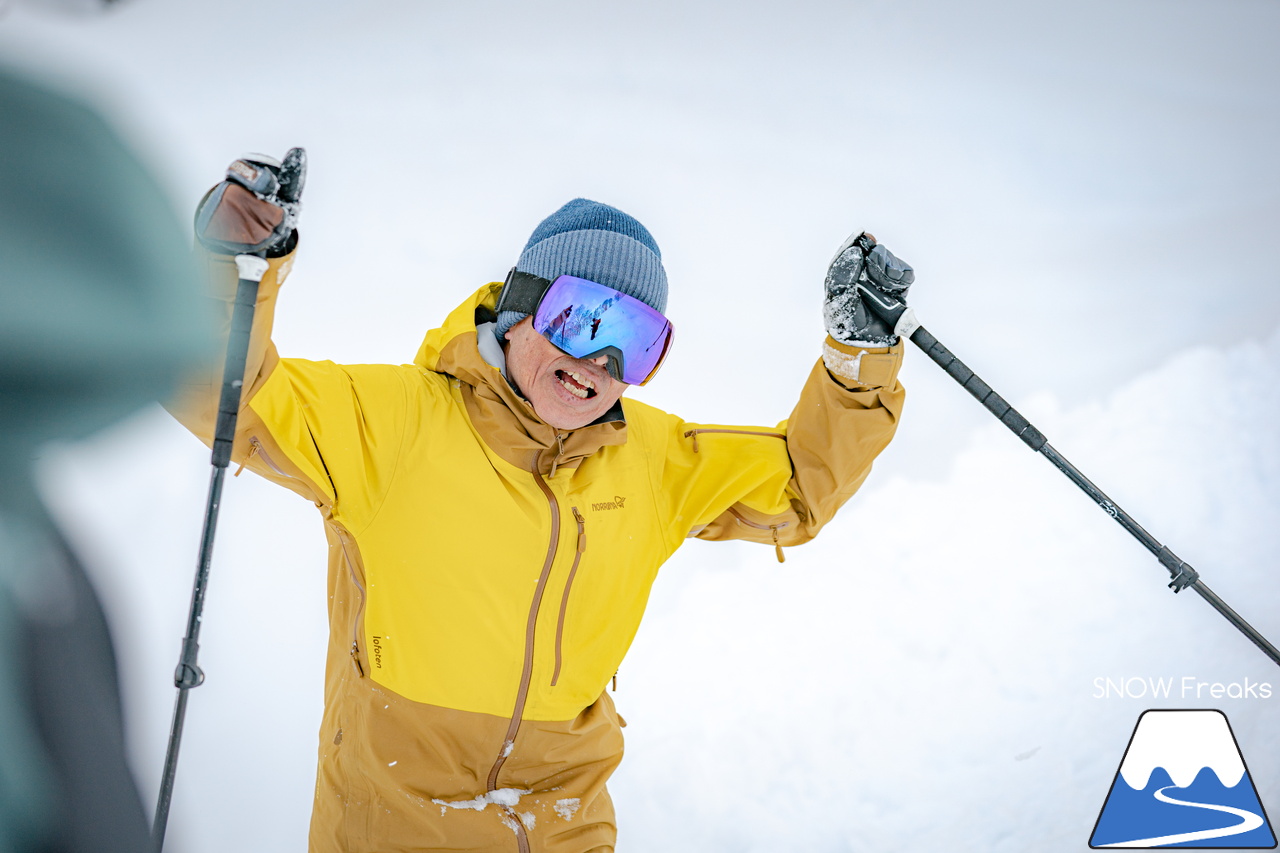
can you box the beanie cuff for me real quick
[495,310,527,341]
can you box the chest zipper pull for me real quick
[550,433,567,478]
[552,432,568,479]
[771,526,785,563]
[573,507,586,551]
[233,440,260,477]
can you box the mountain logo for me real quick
[1090,709,1276,848]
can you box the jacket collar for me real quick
[414,283,628,477]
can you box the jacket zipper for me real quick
[679,430,791,562]
[238,436,292,478]
[505,807,532,853]
[241,436,367,674]
[335,528,368,677]
[486,455,561,793]
[232,441,259,476]
[683,428,786,453]
[549,432,567,478]
[550,507,586,687]
[727,506,789,563]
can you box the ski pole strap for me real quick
[212,255,268,469]
[908,326,1047,451]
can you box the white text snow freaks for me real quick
[1093,676,1272,700]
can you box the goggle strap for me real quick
[495,268,553,316]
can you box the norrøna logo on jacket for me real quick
[592,496,627,511]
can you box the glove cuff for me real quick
[822,336,903,389]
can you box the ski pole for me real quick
[153,252,269,849]
[856,282,1280,669]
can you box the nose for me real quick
[589,355,608,366]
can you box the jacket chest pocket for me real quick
[550,507,586,687]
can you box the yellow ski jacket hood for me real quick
[413,281,628,478]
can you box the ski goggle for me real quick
[496,269,674,386]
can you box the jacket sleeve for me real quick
[655,337,904,559]
[165,246,411,529]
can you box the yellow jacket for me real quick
[171,246,905,853]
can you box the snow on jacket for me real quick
[170,245,905,853]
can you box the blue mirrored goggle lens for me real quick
[532,275,673,385]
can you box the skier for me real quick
[172,154,914,852]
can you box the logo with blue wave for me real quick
[1090,709,1276,848]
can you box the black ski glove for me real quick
[823,231,915,347]
[193,148,306,256]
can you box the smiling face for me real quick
[504,316,628,430]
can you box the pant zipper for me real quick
[551,507,586,687]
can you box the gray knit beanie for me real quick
[495,198,668,341]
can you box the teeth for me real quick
[568,370,594,390]
[558,374,590,399]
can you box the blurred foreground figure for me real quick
[0,67,208,851]
[174,149,914,850]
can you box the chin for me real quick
[541,407,603,431]
[534,391,612,430]
[518,364,622,430]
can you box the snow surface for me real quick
[5,1,1279,851]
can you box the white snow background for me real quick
[4,0,1279,850]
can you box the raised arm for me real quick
[660,232,912,559]
[165,151,327,502]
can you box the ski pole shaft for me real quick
[153,253,268,849]
[902,322,1280,668]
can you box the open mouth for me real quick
[555,369,598,400]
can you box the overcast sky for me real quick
[4,1,1279,850]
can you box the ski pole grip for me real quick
[909,326,1048,452]
[853,290,1046,449]
[211,255,267,469]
